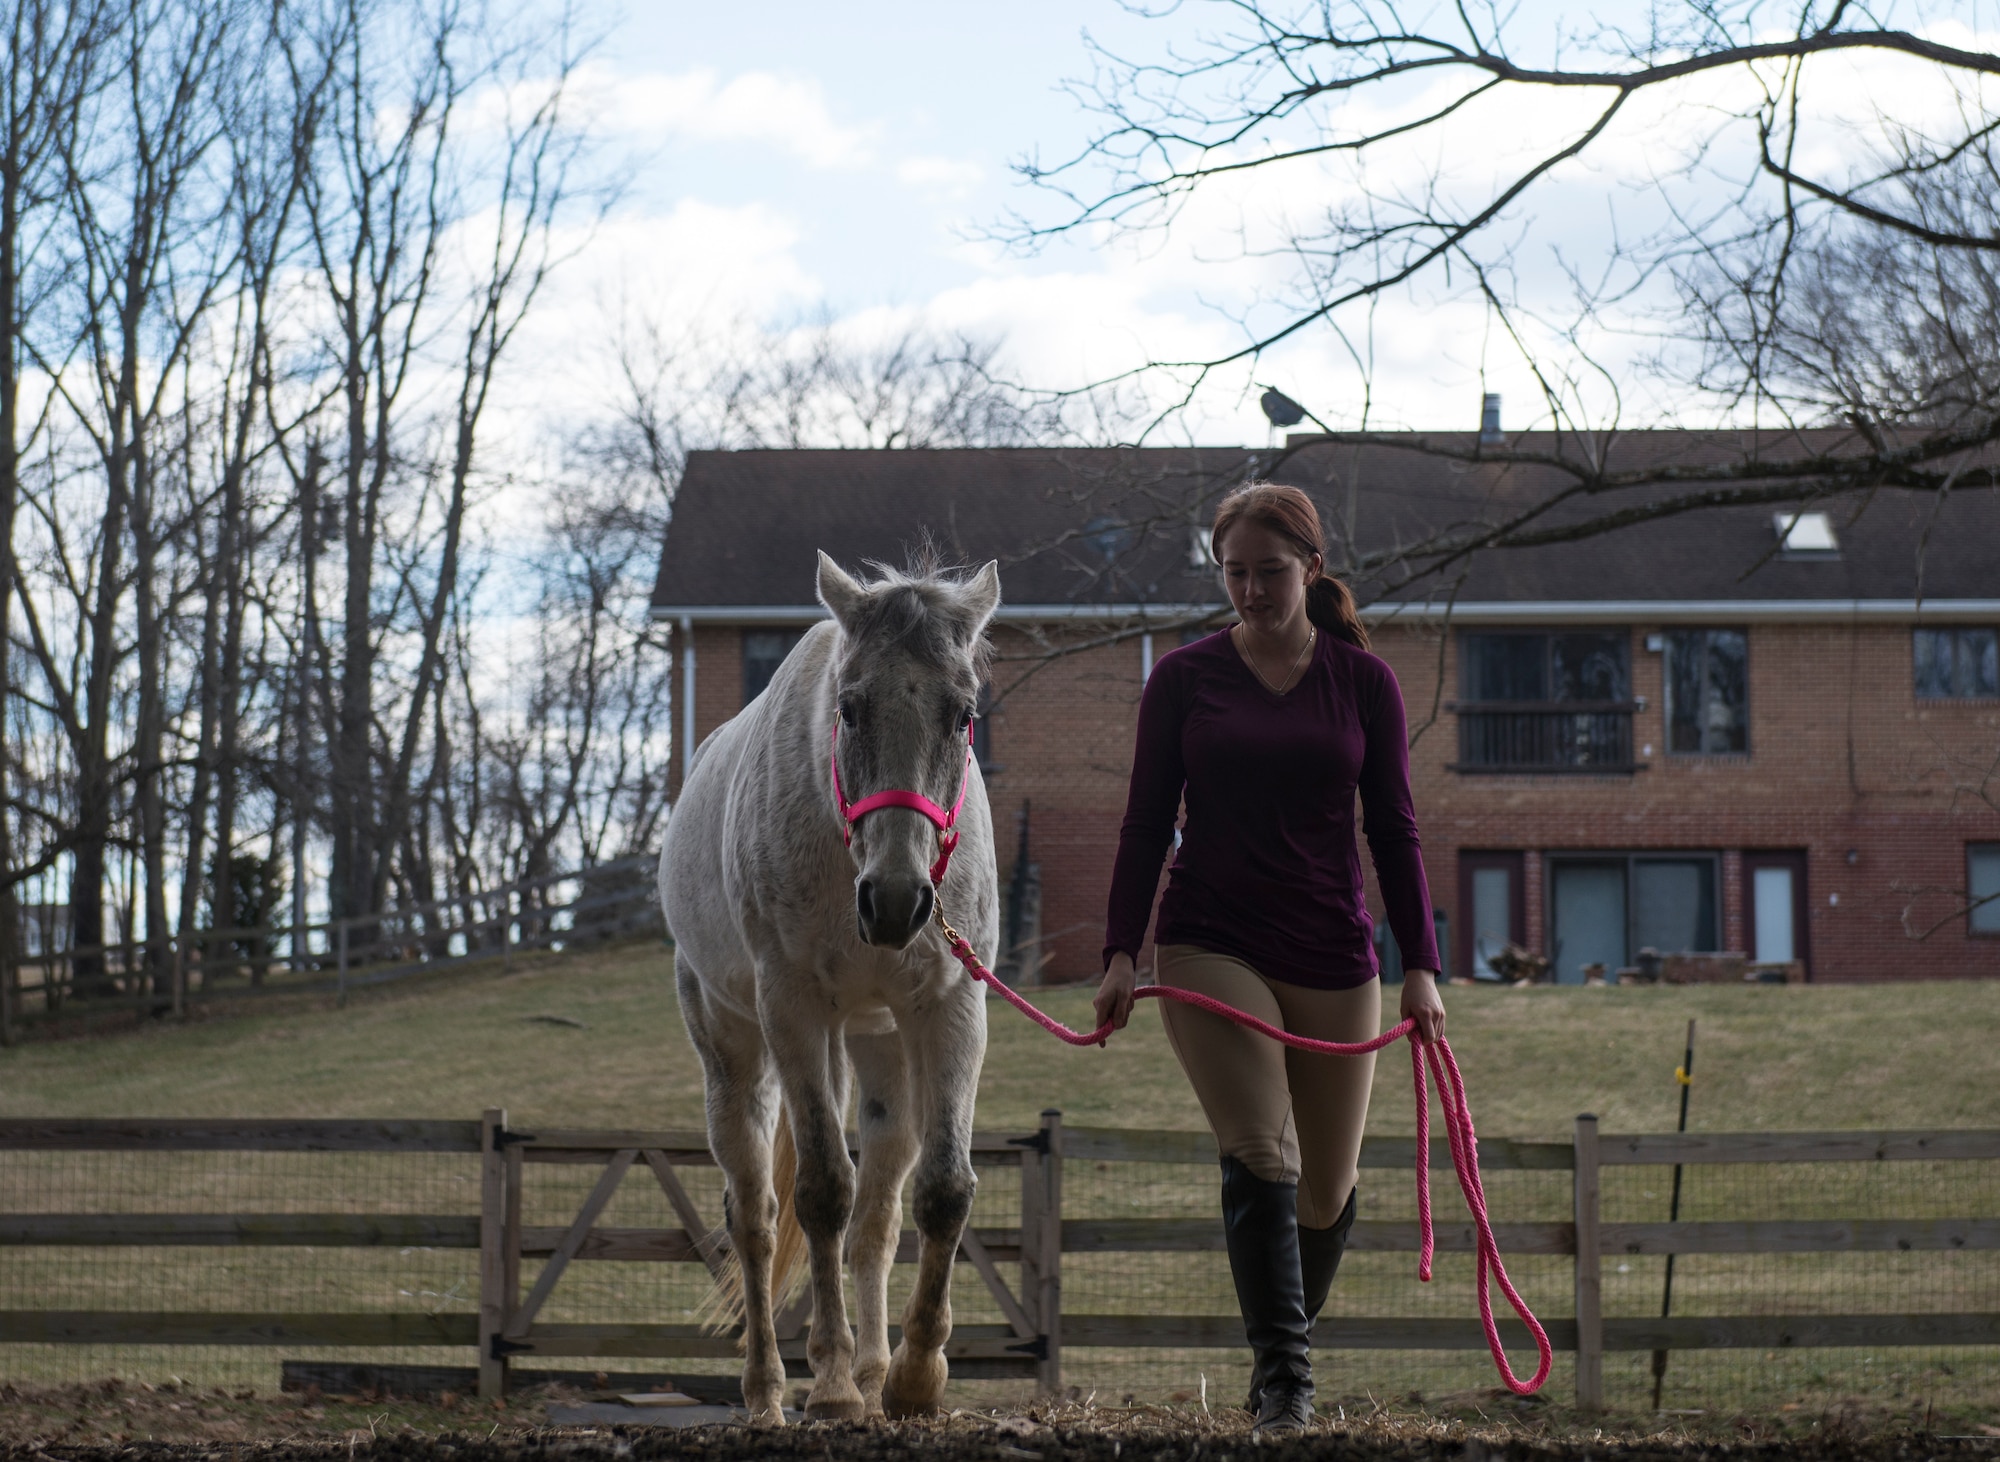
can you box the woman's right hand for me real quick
[1094,951,1138,1033]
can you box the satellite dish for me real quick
[1259,386,1307,428]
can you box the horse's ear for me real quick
[955,560,1001,641]
[816,550,867,632]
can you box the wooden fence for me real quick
[0,856,659,1041]
[2,1115,1997,1409]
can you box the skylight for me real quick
[1774,510,1839,555]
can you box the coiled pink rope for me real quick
[934,914,1553,1396]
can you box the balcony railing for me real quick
[1451,701,1638,773]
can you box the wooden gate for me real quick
[475,1110,1062,1398]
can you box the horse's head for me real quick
[817,549,1000,949]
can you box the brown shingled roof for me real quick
[649,435,2000,613]
[650,447,1254,610]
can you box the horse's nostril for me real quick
[856,879,877,929]
[913,884,934,932]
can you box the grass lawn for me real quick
[4,939,1997,1136]
[4,945,2000,1421]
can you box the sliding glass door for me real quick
[1549,853,1720,983]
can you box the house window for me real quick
[1455,631,1635,772]
[1970,845,2000,936]
[742,629,804,704]
[1463,630,1630,702]
[1547,853,1718,983]
[1773,510,1839,558]
[1665,629,1748,754]
[1459,852,1525,981]
[1915,628,1999,700]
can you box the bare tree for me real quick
[15,0,243,994]
[0,0,602,1019]
[0,0,107,949]
[1005,0,2000,510]
[280,0,590,930]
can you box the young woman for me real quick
[1094,482,1447,1433]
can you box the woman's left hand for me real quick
[1400,969,1446,1044]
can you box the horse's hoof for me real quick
[805,1387,866,1422]
[744,1379,787,1426]
[881,1344,947,1417]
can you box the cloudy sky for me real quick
[517,1,1981,446]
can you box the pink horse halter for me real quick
[830,720,974,887]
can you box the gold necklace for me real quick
[1238,623,1316,693]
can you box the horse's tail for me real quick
[698,1118,809,1335]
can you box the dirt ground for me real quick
[2,1380,1995,1462]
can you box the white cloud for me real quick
[587,65,881,169]
[896,154,985,197]
[500,21,2000,455]
[485,197,823,453]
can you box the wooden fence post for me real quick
[504,1135,524,1323]
[1033,1108,1063,1395]
[479,1108,509,1400]
[1573,1112,1603,1410]
[1018,1118,1044,1384]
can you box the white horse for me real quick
[657,551,1000,1423]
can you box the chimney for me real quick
[1479,393,1502,444]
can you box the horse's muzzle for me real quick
[856,875,935,948]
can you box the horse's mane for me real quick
[846,545,995,678]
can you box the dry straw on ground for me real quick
[0,1378,1992,1458]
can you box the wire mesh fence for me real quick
[502,1147,1033,1396]
[1055,1151,1578,1408]
[1595,1157,2000,1412]
[3,1119,1998,1415]
[0,1145,483,1391]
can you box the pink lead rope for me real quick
[933,916,1554,1397]
[827,724,1550,1395]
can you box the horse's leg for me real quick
[883,986,986,1416]
[677,955,787,1424]
[846,1026,918,1418]
[766,1009,866,1420]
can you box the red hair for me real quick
[1210,482,1369,650]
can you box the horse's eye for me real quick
[838,699,857,728]
[958,705,976,732]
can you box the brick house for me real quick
[650,440,2000,984]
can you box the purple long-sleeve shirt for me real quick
[1102,628,1440,990]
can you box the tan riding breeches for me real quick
[1155,944,1381,1229]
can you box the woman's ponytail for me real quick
[1212,481,1370,650]
[1306,573,1369,650]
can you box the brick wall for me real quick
[666,623,752,802]
[1377,618,2000,984]
[674,615,2000,984]
[979,625,1156,981]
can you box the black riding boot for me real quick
[1220,1156,1313,1433]
[1246,1185,1359,1417]
[1300,1184,1359,1326]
